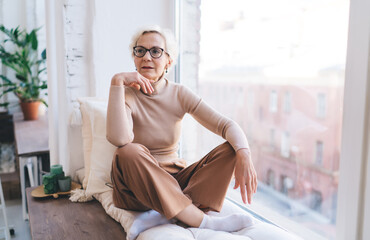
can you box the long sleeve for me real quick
[179,86,250,152]
[106,85,134,147]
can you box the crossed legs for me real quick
[111,142,254,231]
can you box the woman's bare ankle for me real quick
[175,204,204,227]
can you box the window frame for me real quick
[283,91,291,113]
[316,93,326,118]
[269,90,278,113]
[280,131,290,158]
[336,0,370,239]
[176,0,370,239]
[315,141,324,165]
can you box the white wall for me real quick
[92,0,175,99]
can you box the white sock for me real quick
[128,210,173,240]
[199,213,255,232]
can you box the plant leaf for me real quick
[38,67,47,74]
[30,30,38,50]
[0,75,13,84]
[0,82,16,87]
[13,26,19,40]
[0,102,9,107]
[39,98,48,107]
[41,49,46,59]
[0,87,17,97]
[16,74,27,81]
[36,59,46,65]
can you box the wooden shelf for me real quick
[13,112,49,157]
[26,187,126,239]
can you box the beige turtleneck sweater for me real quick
[106,77,249,173]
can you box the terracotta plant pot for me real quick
[20,101,41,120]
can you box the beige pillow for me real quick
[79,98,93,189]
[78,98,116,196]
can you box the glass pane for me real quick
[181,0,349,239]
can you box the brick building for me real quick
[196,68,343,222]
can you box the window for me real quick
[267,169,275,188]
[317,93,326,118]
[315,141,324,165]
[280,175,293,195]
[281,131,290,158]
[283,91,291,113]
[310,190,323,212]
[180,0,349,238]
[270,90,278,113]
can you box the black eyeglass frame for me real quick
[133,46,169,59]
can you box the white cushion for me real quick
[95,190,303,240]
[78,97,116,196]
[74,167,85,185]
[79,98,94,189]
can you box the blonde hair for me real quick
[129,25,178,69]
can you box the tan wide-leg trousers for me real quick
[111,141,237,219]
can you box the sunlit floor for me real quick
[0,199,31,240]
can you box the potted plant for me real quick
[0,25,47,120]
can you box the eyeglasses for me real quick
[133,46,168,59]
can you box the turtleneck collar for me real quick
[142,76,167,96]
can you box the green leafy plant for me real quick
[0,25,47,108]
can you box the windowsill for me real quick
[226,182,330,240]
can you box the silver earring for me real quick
[165,68,168,73]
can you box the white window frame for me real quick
[336,0,370,239]
[281,131,290,158]
[283,91,291,113]
[315,141,324,165]
[267,169,275,188]
[270,90,278,113]
[316,93,326,118]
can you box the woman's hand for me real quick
[111,72,154,94]
[233,148,257,204]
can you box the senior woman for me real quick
[107,25,257,232]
